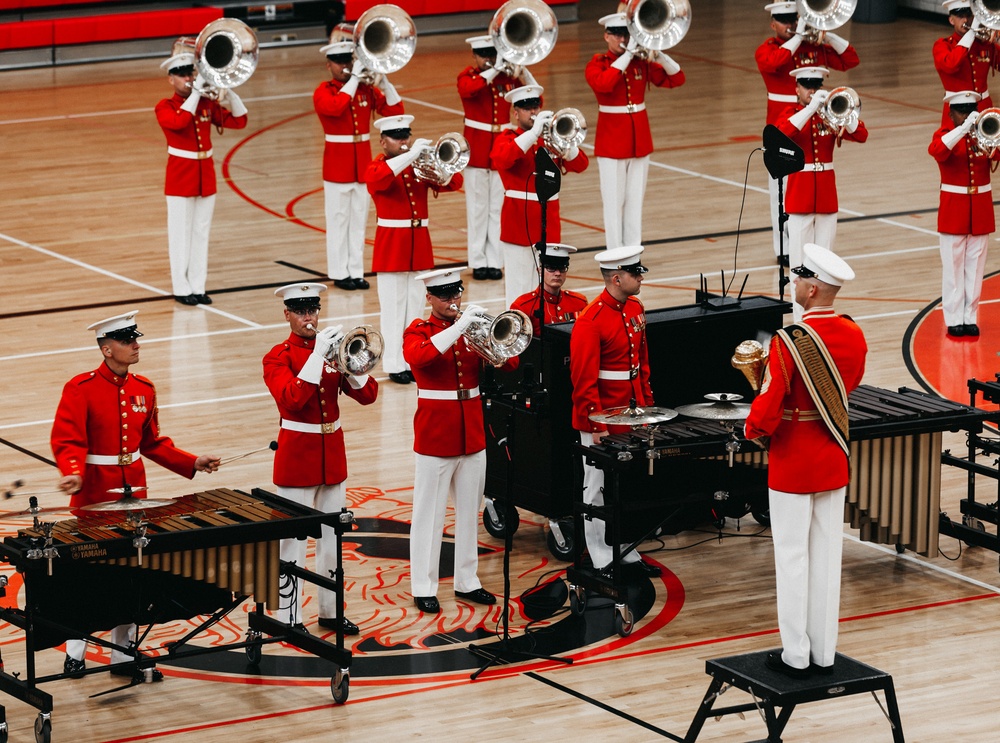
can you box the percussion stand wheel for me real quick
[568,584,587,616]
[546,518,576,560]
[961,514,986,546]
[331,668,350,704]
[752,508,771,528]
[483,498,519,539]
[33,713,51,743]
[614,603,634,637]
[245,630,263,666]
[0,719,8,743]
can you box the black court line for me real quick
[0,437,56,468]
[526,671,684,741]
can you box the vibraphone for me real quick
[0,487,355,737]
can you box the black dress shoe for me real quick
[455,588,496,605]
[487,267,503,280]
[318,616,360,635]
[194,293,212,305]
[110,665,164,683]
[353,277,370,290]
[765,651,810,679]
[809,662,835,676]
[414,596,440,613]
[175,294,199,306]
[964,323,980,336]
[64,656,86,679]
[947,325,966,337]
[624,560,661,578]
[388,372,412,384]
[472,268,490,280]
[333,278,356,291]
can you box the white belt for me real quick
[281,419,341,434]
[417,386,480,400]
[767,92,798,103]
[505,189,559,202]
[803,162,834,172]
[945,88,989,100]
[167,146,212,160]
[598,102,646,114]
[464,118,511,133]
[598,368,638,381]
[377,217,428,228]
[86,450,141,466]
[941,183,991,194]
[325,133,370,143]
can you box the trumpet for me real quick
[306,324,384,375]
[973,107,1000,153]
[194,18,258,100]
[448,305,532,366]
[971,0,1000,41]
[413,132,470,186]
[625,0,691,59]
[488,0,557,77]
[796,0,855,44]
[818,86,861,135]
[542,107,587,158]
[353,4,416,86]
[732,340,768,393]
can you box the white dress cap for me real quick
[790,66,831,80]
[373,114,415,132]
[88,310,142,340]
[465,35,494,50]
[320,40,355,55]
[942,1,973,11]
[599,13,627,27]
[504,84,544,105]
[275,282,327,302]
[536,243,578,259]
[798,243,855,286]
[415,266,468,288]
[595,245,646,271]
[160,37,196,71]
[943,90,982,105]
[764,2,798,14]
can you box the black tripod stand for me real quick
[762,124,804,302]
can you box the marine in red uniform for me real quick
[509,243,588,336]
[928,90,998,337]
[755,2,859,263]
[155,39,248,306]
[315,35,404,290]
[402,268,518,614]
[777,66,868,318]
[491,84,589,308]
[52,310,219,680]
[744,243,867,678]
[458,34,536,281]
[366,114,464,384]
[569,246,658,576]
[585,12,685,250]
[263,283,378,633]
[933,1,1000,125]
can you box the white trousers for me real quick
[939,233,990,326]
[598,155,649,250]
[579,431,641,570]
[166,194,215,296]
[66,625,135,665]
[768,174,790,258]
[377,271,425,374]
[787,212,838,320]
[324,180,369,281]
[276,483,347,623]
[769,486,845,670]
[464,167,503,269]
[500,240,540,308]
[410,451,486,597]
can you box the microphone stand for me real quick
[777,174,789,302]
[533,147,561,344]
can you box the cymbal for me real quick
[81,497,173,512]
[676,399,752,421]
[589,405,678,426]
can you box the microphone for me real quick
[762,124,804,180]
[534,147,561,203]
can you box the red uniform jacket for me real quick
[744,307,867,493]
[933,32,1000,124]
[570,289,653,434]
[314,78,404,183]
[156,93,248,197]
[777,108,868,214]
[585,51,685,158]
[755,37,860,125]
[510,287,588,337]
[365,156,463,273]
[457,65,519,170]
[403,315,518,457]
[51,363,197,508]
[491,129,589,246]
[262,332,379,487]
[929,124,998,235]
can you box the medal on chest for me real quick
[130,395,147,413]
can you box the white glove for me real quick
[480,65,500,83]
[519,66,537,86]
[225,89,248,117]
[960,28,977,48]
[788,90,827,130]
[314,324,344,361]
[346,373,370,389]
[456,304,489,332]
[655,51,681,75]
[972,17,983,31]
[351,58,366,78]
[781,32,803,53]
[297,353,324,384]
[564,144,580,161]
[824,31,850,55]
[965,110,981,130]
[340,73,360,98]
[530,109,553,136]
[180,80,202,114]
[844,111,860,134]
[611,38,636,71]
[386,145,424,176]
[514,110,551,151]
[431,305,488,353]
[378,75,401,106]
[795,18,807,36]
[811,89,830,108]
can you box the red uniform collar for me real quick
[803,306,836,320]
[287,331,316,350]
[599,288,628,311]
[427,314,455,329]
[543,288,563,304]
[97,362,129,387]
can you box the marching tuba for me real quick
[413,132,470,186]
[542,107,587,158]
[450,306,532,366]
[796,0,856,44]
[308,324,384,375]
[194,18,258,99]
[488,0,558,76]
[818,85,861,137]
[971,0,1000,40]
[732,340,768,393]
[973,107,1000,153]
[625,0,691,58]
[353,4,416,85]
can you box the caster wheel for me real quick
[962,516,986,546]
[569,585,587,617]
[614,606,634,637]
[895,543,905,554]
[546,519,577,561]
[34,715,51,743]
[331,669,350,704]
[245,635,263,666]
[752,508,770,527]
[0,720,8,743]
[483,500,519,539]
